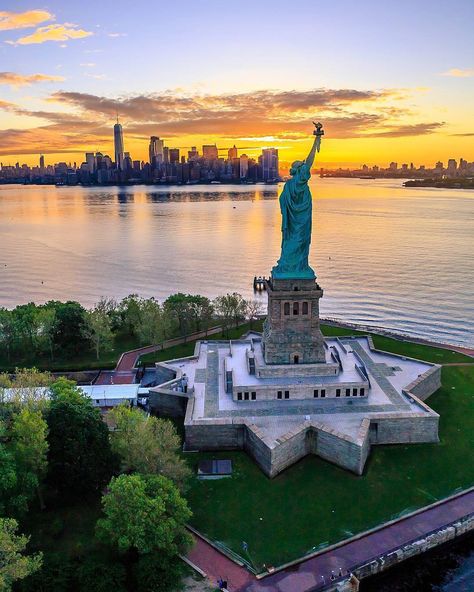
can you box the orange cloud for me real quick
[0,88,447,160]
[440,68,474,78]
[0,9,53,31]
[0,71,65,88]
[7,23,93,45]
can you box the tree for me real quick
[96,473,192,556]
[136,298,171,346]
[164,294,193,341]
[187,295,214,335]
[0,309,16,363]
[245,299,264,330]
[35,307,56,361]
[118,294,143,336]
[16,553,76,592]
[77,556,126,592]
[46,378,118,497]
[214,292,246,335]
[0,517,42,592]
[85,299,114,360]
[0,368,52,413]
[51,301,90,355]
[134,553,184,592]
[0,431,24,517]
[12,304,39,353]
[109,406,191,489]
[11,408,48,510]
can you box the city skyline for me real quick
[0,1,473,167]
[2,118,472,187]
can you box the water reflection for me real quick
[0,179,472,347]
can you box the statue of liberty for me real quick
[272,122,324,280]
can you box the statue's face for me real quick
[290,160,303,175]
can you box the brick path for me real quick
[187,535,255,591]
[186,488,474,592]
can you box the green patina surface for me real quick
[186,363,474,569]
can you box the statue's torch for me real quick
[313,121,324,152]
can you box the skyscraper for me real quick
[149,136,164,166]
[202,144,218,160]
[239,154,249,179]
[85,152,95,174]
[114,118,124,171]
[262,148,279,181]
[39,154,45,171]
[188,146,199,161]
[228,145,238,160]
[169,148,180,164]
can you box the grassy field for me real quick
[320,323,471,364]
[185,363,474,569]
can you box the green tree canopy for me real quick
[213,292,247,335]
[85,298,115,360]
[187,294,214,335]
[51,301,90,355]
[134,553,184,592]
[0,517,42,592]
[136,298,171,346]
[117,294,143,336]
[0,309,17,363]
[96,474,192,556]
[11,408,48,510]
[77,556,127,592]
[46,378,118,497]
[164,293,193,340]
[109,406,190,489]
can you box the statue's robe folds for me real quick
[272,163,315,279]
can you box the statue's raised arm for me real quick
[272,122,324,280]
[305,122,324,169]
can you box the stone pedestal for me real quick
[263,276,326,365]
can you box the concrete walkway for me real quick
[186,488,474,592]
[95,325,226,385]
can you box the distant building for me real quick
[447,159,457,176]
[228,145,238,160]
[188,146,199,161]
[239,154,249,179]
[114,119,125,171]
[85,152,95,174]
[262,148,279,181]
[202,144,218,160]
[169,148,180,164]
[389,161,398,171]
[149,136,164,167]
[123,152,133,173]
[39,154,45,172]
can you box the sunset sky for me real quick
[0,0,473,169]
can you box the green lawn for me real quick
[185,364,474,569]
[320,323,472,364]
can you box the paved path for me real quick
[186,488,474,592]
[187,535,255,591]
[94,325,226,385]
[442,362,474,366]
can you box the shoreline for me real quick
[320,316,474,357]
